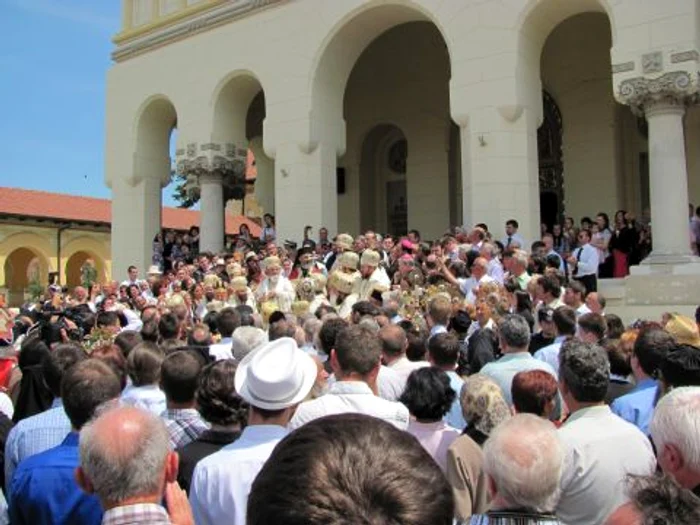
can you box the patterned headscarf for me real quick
[460,374,511,437]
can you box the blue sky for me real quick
[0,0,180,206]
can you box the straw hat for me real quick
[146,265,162,276]
[235,337,317,410]
[665,314,700,347]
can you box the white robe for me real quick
[254,276,296,313]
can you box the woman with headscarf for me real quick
[459,373,511,446]
[12,335,52,422]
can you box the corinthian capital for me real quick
[176,142,248,200]
[617,71,699,115]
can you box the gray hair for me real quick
[79,406,169,505]
[624,473,700,523]
[483,414,563,512]
[558,340,610,403]
[650,387,700,473]
[498,314,531,350]
[358,317,380,334]
[303,318,322,345]
[512,249,529,268]
[231,326,268,362]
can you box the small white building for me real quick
[106,0,700,315]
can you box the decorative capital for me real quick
[616,71,699,115]
[176,142,247,201]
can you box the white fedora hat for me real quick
[235,337,317,410]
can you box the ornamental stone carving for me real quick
[616,71,699,115]
[176,142,247,201]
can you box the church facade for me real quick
[107,0,700,312]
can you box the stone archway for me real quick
[338,18,452,237]
[64,251,106,290]
[112,95,177,279]
[4,248,48,306]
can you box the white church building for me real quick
[106,0,700,315]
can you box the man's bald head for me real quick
[379,325,407,361]
[77,406,175,507]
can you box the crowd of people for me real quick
[0,216,699,524]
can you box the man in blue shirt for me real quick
[4,344,86,490]
[612,328,675,434]
[9,359,122,524]
[481,314,557,406]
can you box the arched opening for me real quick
[359,125,408,235]
[211,74,271,221]
[65,251,105,290]
[539,12,631,228]
[119,96,177,278]
[4,248,47,306]
[339,19,452,237]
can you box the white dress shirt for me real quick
[458,274,496,304]
[120,384,166,416]
[288,381,410,431]
[572,242,599,277]
[189,425,288,525]
[556,405,655,525]
[387,356,430,387]
[533,336,567,376]
[209,337,233,361]
[486,258,505,284]
[501,232,525,249]
[376,365,404,401]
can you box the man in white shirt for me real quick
[479,243,504,284]
[567,229,599,294]
[378,325,429,388]
[208,307,240,361]
[189,337,317,525]
[120,265,144,288]
[442,257,494,304]
[534,306,577,375]
[501,219,525,250]
[289,325,410,430]
[562,280,591,318]
[556,339,655,524]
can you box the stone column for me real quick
[273,141,338,244]
[618,71,699,265]
[646,101,691,260]
[177,142,247,254]
[199,173,225,253]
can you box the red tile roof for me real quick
[0,187,261,236]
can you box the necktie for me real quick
[573,247,583,276]
[506,236,512,247]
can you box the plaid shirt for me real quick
[102,503,171,524]
[162,408,209,449]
